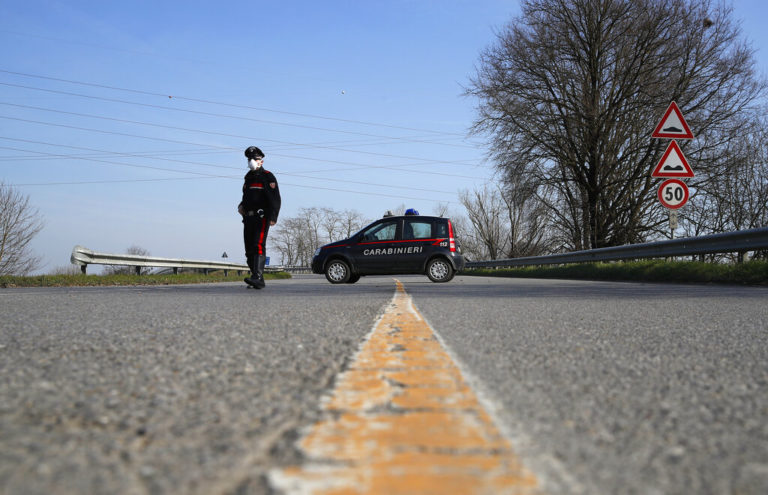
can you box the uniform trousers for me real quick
[244,215,270,261]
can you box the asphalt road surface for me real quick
[1,274,767,494]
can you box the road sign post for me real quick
[669,209,678,233]
[668,209,679,259]
[652,102,694,232]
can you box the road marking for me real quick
[269,280,540,494]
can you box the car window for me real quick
[404,220,433,240]
[435,221,448,238]
[362,220,398,242]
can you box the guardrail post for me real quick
[173,267,178,274]
[80,265,87,274]
[134,266,141,275]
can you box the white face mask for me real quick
[248,158,262,171]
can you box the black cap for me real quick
[244,146,264,159]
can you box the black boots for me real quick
[244,255,256,286]
[245,255,266,289]
[254,255,267,289]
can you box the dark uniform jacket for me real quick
[239,168,281,223]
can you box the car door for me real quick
[400,218,435,271]
[351,219,401,273]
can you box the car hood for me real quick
[320,238,353,250]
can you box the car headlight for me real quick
[314,248,321,256]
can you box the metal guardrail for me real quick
[279,265,313,274]
[70,227,768,276]
[465,226,768,269]
[71,246,251,275]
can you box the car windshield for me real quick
[352,221,378,239]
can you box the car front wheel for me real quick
[426,258,454,283]
[325,259,351,284]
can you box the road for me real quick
[1,275,767,494]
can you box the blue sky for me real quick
[1,1,767,272]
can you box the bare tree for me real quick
[500,179,555,257]
[300,207,323,255]
[269,207,369,265]
[468,0,766,249]
[432,203,451,218]
[460,182,555,260]
[270,217,306,266]
[706,117,768,232]
[440,210,485,261]
[459,185,507,260]
[338,209,370,238]
[0,182,43,275]
[320,207,342,242]
[681,114,768,260]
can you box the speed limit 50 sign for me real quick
[657,179,689,209]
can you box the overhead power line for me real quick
[0,101,481,166]
[10,175,459,205]
[0,81,479,150]
[0,140,460,195]
[0,144,231,178]
[0,68,470,137]
[0,116,483,179]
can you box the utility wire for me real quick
[0,81,479,149]
[0,117,484,179]
[0,101,479,166]
[0,69,471,137]
[0,147,226,161]
[0,141,460,195]
[10,174,459,204]
[0,144,231,178]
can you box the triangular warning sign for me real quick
[652,140,694,178]
[652,101,694,139]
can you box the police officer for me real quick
[238,146,281,289]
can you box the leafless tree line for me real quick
[458,182,555,260]
[467,0,767,252]
[269,207,370,266]
[0,182,43,276]
[459,113,768,261]
[683,119,768,235]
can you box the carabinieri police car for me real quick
[311,210,465,283]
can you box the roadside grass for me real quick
[461,260,768,285]
[0,270,292,288]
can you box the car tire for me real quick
[325,259,351,284]
[426,258,454,283]
[346,274,361,284]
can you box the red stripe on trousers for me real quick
[257,217,267,255]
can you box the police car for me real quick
[311,210,465,283]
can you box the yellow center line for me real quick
[269,280,540,494]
